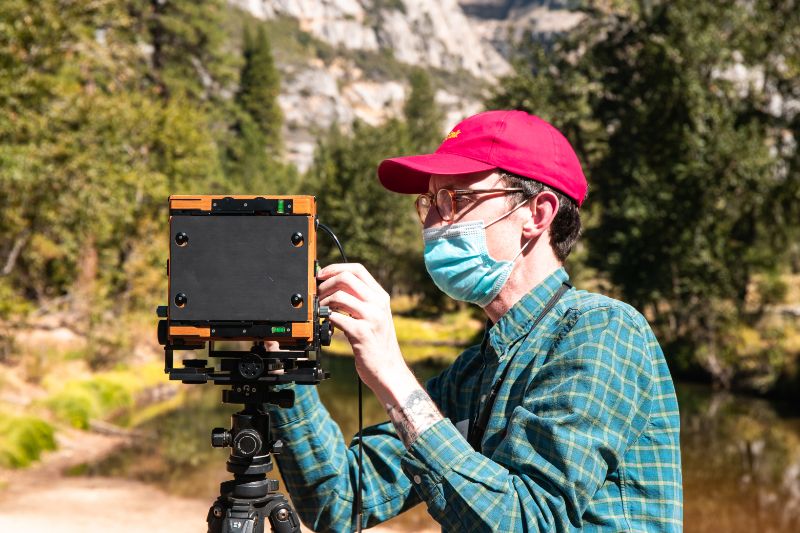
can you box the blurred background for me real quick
[0,1,798,531]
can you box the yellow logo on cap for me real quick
[445,129,461,141]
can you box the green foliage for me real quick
[125,0,237,100]
[0,0,237,332]
[1,88,225,299]
[490,0,800,386]
[0,412,57,468]
[3,0,797,399]
[307,120,419,291]
[238,25,283,152]
[223,21,295,194]
[404,68,445,152]
[44,374,136,429]
[372,0,407,14]
[306,69,449,305]
[257,15,335,66]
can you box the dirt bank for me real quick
[0,426,436,532]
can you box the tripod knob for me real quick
[318,319,333,346]
[211,428,231,448]
[157,320,168,346]
[233,429,263,457]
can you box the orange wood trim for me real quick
[170,197,212,211]
[292,322,314,340]
[169,195,315,214]
[307,215,316,321]
[291,197,314,215]
[170,326,211,337]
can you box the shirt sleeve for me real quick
[399,306,655,532]
[268,384,424,532]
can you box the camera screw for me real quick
[291,294,303,307]
[175,232,189,246]
[213,507,223,519]
[174,293,188,308]
[276,508,289,521]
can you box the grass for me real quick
[0,411,57,468]
[42,375,135,430]
[40,363,170,430]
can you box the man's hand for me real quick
[317,263,411,396]
[317,263,442,446]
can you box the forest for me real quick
[1,0,799,406]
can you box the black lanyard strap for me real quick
[467,281,572,452]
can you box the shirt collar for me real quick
[481,267,570,361]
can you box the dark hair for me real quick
[499,171,583,262]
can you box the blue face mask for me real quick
[422,203,531,307]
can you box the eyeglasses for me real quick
[415,188,524,224]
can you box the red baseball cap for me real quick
[378,110,588,206]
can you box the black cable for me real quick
[318,222,347,265]
[317,222,363,533]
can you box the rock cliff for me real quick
[229,0,579,169]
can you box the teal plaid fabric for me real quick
[269,268,683,532]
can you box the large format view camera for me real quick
[156,194,334,533]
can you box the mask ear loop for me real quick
[484,197,537,263]
[511,234,535,262]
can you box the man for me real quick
[269,110,683,532]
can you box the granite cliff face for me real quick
[234,0,511,77]
[229,0,579,169]
[459,1,583,57]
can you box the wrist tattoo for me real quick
[386,389,443,448]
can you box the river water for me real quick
[91,356,800,532]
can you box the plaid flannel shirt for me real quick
[269,268,683,532]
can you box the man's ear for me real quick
[521,191,559,239]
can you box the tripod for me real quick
[161,336,329,533]
[207,400,300,533]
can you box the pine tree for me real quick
[403,68,444,152]
[0,0,226,320]
[489,0,800,386]
[309,121,417,291]
[223,23,291,193]
[237,25,283,154]
[128,0,237,100]
[307,119,450,308]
